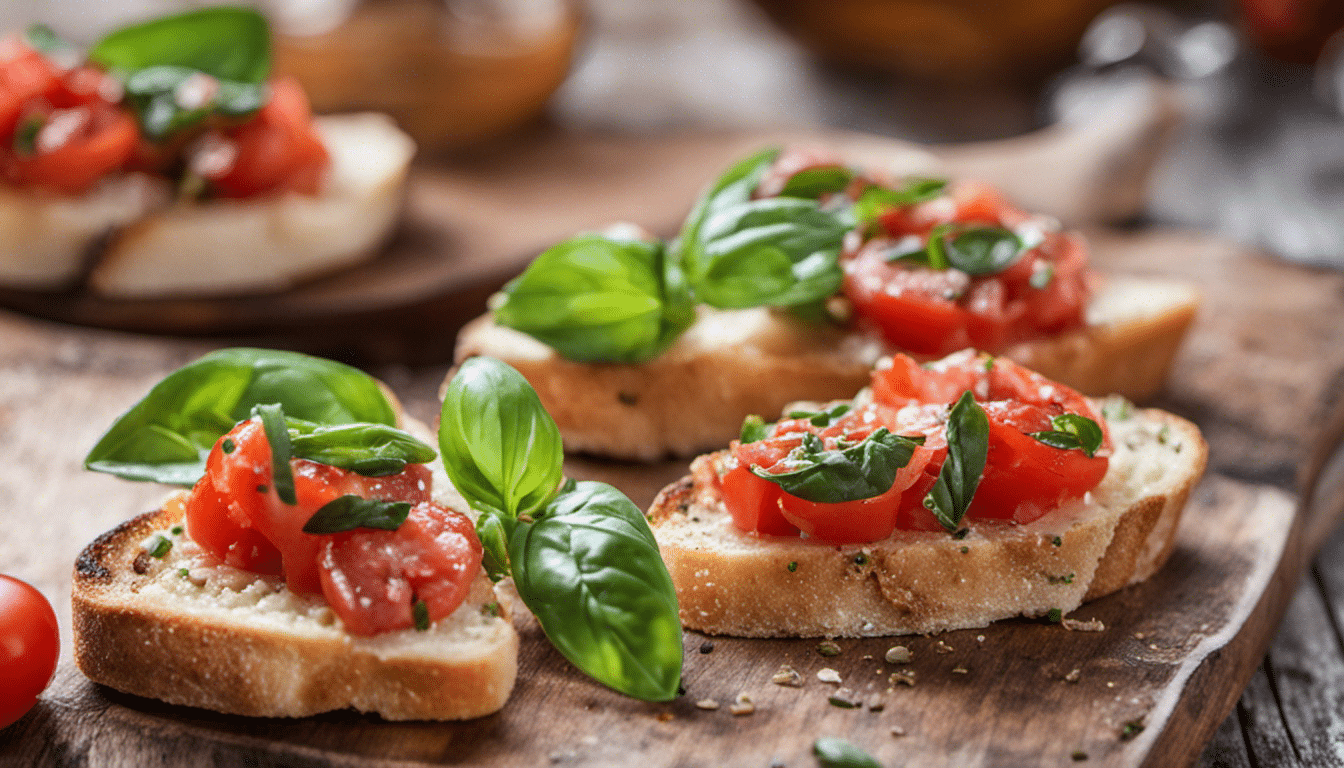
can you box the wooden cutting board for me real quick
[2,132,1344,765]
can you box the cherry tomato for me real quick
[0,575,59,729]
[204,76,328,198]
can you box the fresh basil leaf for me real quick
[12,114,42,157]
[739,414,768,444]
[439,357,564,519]
[787,402,851,427]
[510,480,682,702]
[474,505,516,581]
[253,403,296,505]
[924,391,989,532]
[1030,413,1104,458]
[940,227,1023,275]
[288,423,435,476]
[814,737,883,768]
[494,235,695,363]
[122,65,266,140]
[24,24,67,54]
[302,495,411,534]
[777,166,853,199]
[90,7,271,84]
[751,428,920,504]
[813,737,883,768]
[854,177,947,223]
[676,149,850,309]
[86,348,396,486]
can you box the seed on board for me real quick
[890,670,916,686]
[1064,668,1082,683]
[817,640,842,657]
[885,645,912,664]
[817,668,842,684]
[890,725,907,737]
[951,665,968,674]
[866,693,885,711]
[827,687,862,708]
[771,664,803,687]
[729,693,755,716]
[934,640,955,654]
[695,698,720,711]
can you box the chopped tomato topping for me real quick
[841,180,1092,357]
[202,76,328,199]
[720,351,1110,543]
[185,417,480,636]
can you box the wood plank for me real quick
[1197,710,1254,768]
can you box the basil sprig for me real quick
[777,166,853,199]
[302,496,412,534]
[439,357,682,702]
[288,422,436,476]
[493,235,695,363]
[676,148,851,309]
[924,391,990,532]
[89,8,271,141]
[1031,413,1104,458]
[85,348,398,486]
[786,402,851,427]
[814,737,883,768]
[888,224,1024,277]
[751,428,920,504]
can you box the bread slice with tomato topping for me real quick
[72,490,519,721]
[646,353,1208,638]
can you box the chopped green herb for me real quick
[787,403,851,428]
[1047,608,1063,623]
[1052,536,1063,547]
[412,599,430,631]
[178,567,190,578]
[983,355,995,372]
[482,602,501,618]
[1157,424,1171,445]
[13,114,43,157]
[1072,751,1088,762]
[787,561,798,572]
[1102,396,1134,422]
[813,737,882,768]
[739,414,768,443]
[818,640,842,657]
[853,553,868,566]
[952,528,970,540]
[221,438,235,454]
[1048,573,1076,585]
[1120,720,1145,740]
[256,484,267,494]
[146,534,172,558]
[828,694,861,709]
[170,525,183,535]
[302,495,411,534]
[1030,413,1104,457]
[960,546,969,554]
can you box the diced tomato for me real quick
[754,146,847,199]
[185,417,476,636]
[0,37,61,138]
[720,352,1111,541]
[204,76,328,198]
[319,502,483,636]
[844,179,1091,356]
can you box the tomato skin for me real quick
[0,575,59,729]
[0,38,61,138]
[319,502,484,636]
[205,76,328,199]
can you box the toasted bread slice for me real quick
[86,112,415,298]
[455,276,1199,461]
[72,492,518,720]
[647,404,1207,638]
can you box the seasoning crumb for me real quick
[1106,681,1115,688]
[817,668,842,684]
[695,698,720,711]
[976,635,985,643]
[866,693,885,711]
[1149,643,1159,650]
[772,664,803,687]
[1120,720,1145,740]
[818,640,842,657]
[729,693,755,716]
[1072,750,1089,762]
[656,711,674,722]
[1064,668,1082,683]
[890,725,906,737]
[699,640,715,654]
[889,670,916,687]
[885,645,912,664]
[1062,618,1106,632]
[951,665,968,674]
[934,640,955,654]
[828,687,862,708]
[1134,632,1145,639]
[862,654,874,661]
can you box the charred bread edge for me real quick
[72,499,518,721]
[648,407,1208,638]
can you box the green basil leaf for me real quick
[813,737,883,768]
[24,24,67,54]
[510,480,682,702]
[751,428,920,504]
[494,235,695,363]
[1030,413,1104,458]
[940,226,1024,275]
[288,423,435,476]
[86,348,396,486]
[90,7,271,84]
[438,357,564,519]
[677,147,780,256]
[122,65,266,140]
[777,166,853,199]
[924,391,989,532]
[739,414,768,444]
[474,505,516,581]
[854,177,947,223]
[302,495,411,534]
[787,402,851,427]
[253,403,296,505]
